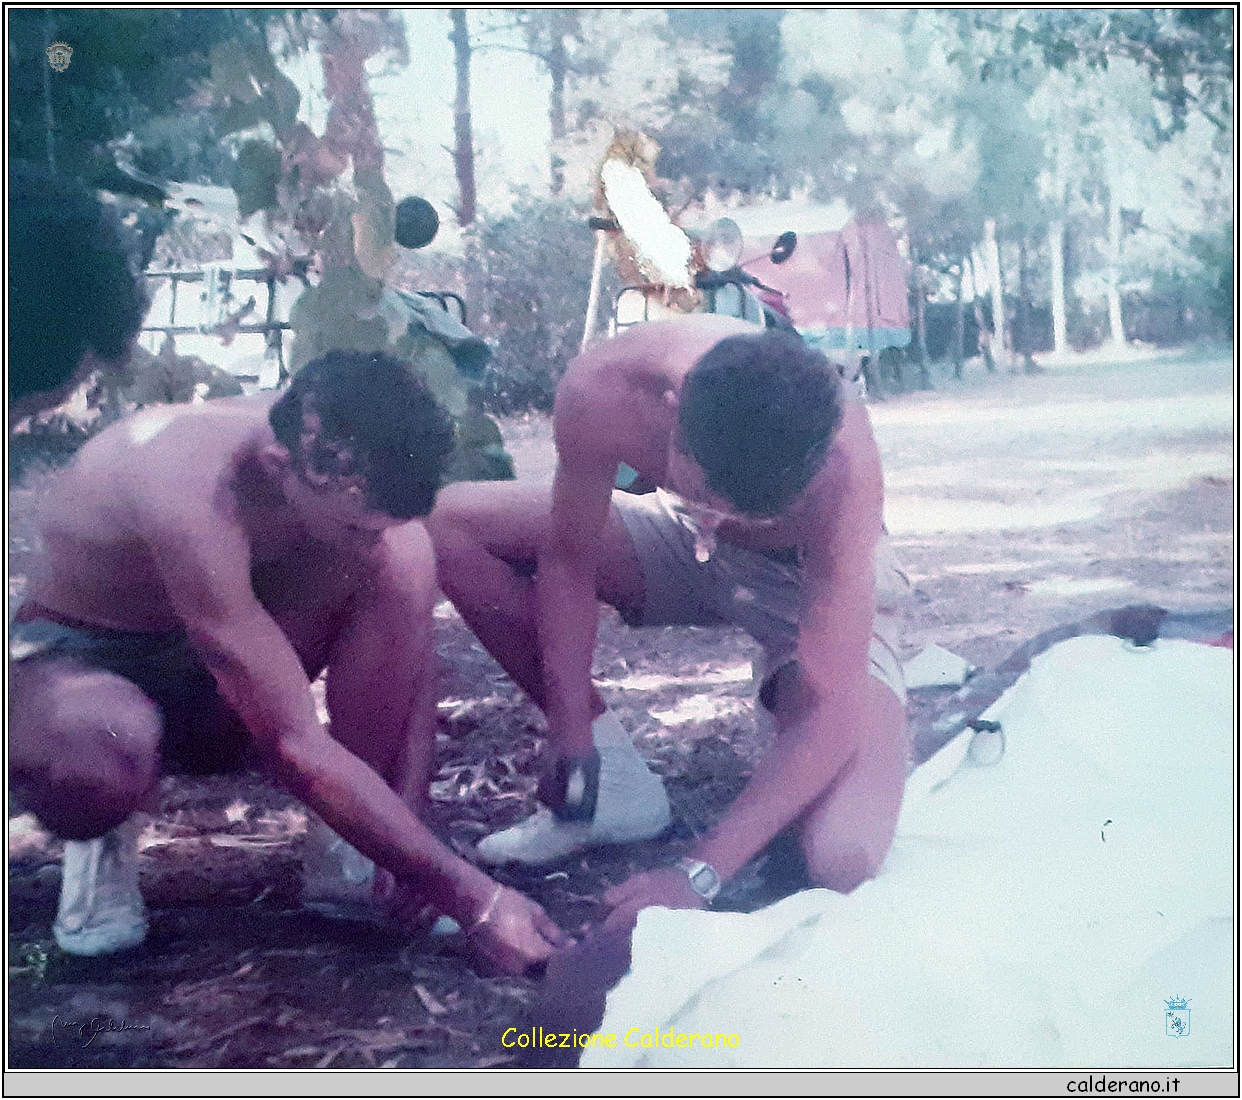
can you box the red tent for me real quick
[740,213,911,357]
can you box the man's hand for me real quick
[466,887,573,976]
[603,866,708,934]
[374,873,569,977]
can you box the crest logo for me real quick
[46,42,73,73]
[1164,995,1190,1037]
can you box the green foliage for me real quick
[460,197,600,412]
[7,9,295,188]
[122,340,245,406]
[395,333,469,419]
[952,76,1049,235]
[1188,225,1234,334]
[945,9,1233,136]
[288,267,389,369]
[208,37,302,136]
[653,10,792,197]
[442,401,517,483]
[233,140,282,218]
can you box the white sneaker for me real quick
[301,816,460,936]
[476,715,671,866]
[301,814,380,923]
[53,818,148,956]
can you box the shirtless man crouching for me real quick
[429,316,910,928]
[9,349,566,972]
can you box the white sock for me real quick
[592,709,644,761]
[474,710,670,865]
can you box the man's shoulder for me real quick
[799,399,883,536]
[110,404,265,533]
[555,358,679,473]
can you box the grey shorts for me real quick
[611,489,909,710]
[9,612,253,775]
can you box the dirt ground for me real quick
[7,344,1234,1069]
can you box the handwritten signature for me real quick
[51,1014,151,1047]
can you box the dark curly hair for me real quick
[8,162,150,408]
[678,330,844,515]
[268,350,456,520]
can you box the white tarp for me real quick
[584,635,1234,1068]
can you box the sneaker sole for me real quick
[53,918,148,957]
[475,813,673,867]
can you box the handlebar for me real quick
[695,268,784,297]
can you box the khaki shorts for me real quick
[612,489,909,710]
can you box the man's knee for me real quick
[425,486,492,587]
[13,668,162,840]
[804,842,883,894]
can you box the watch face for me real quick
[684,861,720,899]
[677,857,721,899]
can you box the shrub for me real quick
[461,196,612,413]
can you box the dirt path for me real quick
[8,345,1233,1069]
[873,346,1232,668]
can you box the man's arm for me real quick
[142,501,563,970]
[606,430,885,922]
[536,317,759,771]
[323,525,440,804]
[536,377,627,760]
[689,479,881,882]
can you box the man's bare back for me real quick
[25,396,372,661]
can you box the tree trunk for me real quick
[314,15,396,275]
[1105,173,1126,348]
[42,12,56,173]
[450,10,477,226]
[547,17,568,195]
[1048,219,1067,355]
[1047,119,1070,357]
[860,235,887,396]
[952,262,966,379]
[1017,237,1040,373]
[909,246,931,390]
[968,253,995,373]
[984,218,1006,368]
[860,356,883,400]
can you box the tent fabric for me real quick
[583,635,1233,1068]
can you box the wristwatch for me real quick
[675,857,723,903]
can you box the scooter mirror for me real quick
[600,158,694,289]
[770,230,798,265]
[395,196,440,250]
[703,217,744,273]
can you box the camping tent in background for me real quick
[686,200,912,366]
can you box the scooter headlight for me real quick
[703,217,744,272]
